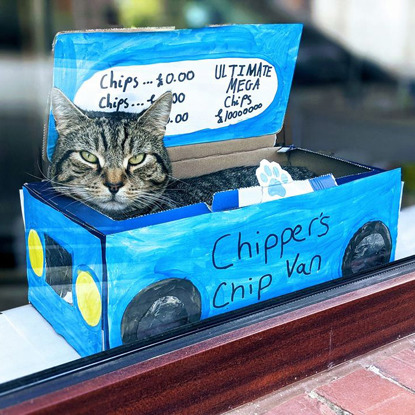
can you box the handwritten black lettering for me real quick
[210,214,330,270]
[231,283,245,302]
[100,71,138,92]
[212,234,233,270]
[318,215,330,237]
[226,78,261,94]
[286,253,322,278]
[98,94,129,111]
[213,282,229,308]
[258,274,272,300]
[264,233,278,264]
[215,64,227,79]
[238,232,252,260]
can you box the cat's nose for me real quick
[104,181,124,194]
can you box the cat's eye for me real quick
[129,153,146,166]
[80,150,98,164]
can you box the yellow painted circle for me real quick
[28,229,44,277]
[76,271,102,327]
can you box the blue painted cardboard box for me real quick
[21,25,402,356]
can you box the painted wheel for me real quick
[342,221,392,277]
[121,279,201,344]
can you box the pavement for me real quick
[225,332,415,414]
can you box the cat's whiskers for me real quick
[165,174,191,186]
[27,172,47,182]
[62,191,111,209]
[128,191,167,209]
[136,191,177,210]
[49,89,176,219]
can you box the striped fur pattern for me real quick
[163,165,316,210]
[49,89,172,219]
[49,89,316,219]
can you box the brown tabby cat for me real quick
[50,88,173,219]
[49,88,315,219]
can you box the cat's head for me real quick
[49,88,173,219]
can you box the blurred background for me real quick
[0,0,414,311]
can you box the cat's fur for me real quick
[163,165,315,209]
[50,89,172,219]
[49,89,315,219]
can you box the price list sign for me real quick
[74,58,278,136]
[47,24,302,157]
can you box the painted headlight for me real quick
[28,229,44,277]
[75,270,102,326]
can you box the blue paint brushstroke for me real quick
[47,24,302,159]
[105,169,402,348]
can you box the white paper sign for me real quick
[74,58,278,135]
[239,161,338,207]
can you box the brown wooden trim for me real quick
[5,271,415,415]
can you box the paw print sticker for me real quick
[256,160,293,201]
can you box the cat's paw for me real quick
[256,160,293,199]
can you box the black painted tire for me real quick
[121,278,201,344]
[342,221,392,277]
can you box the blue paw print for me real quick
[259,164,290,197]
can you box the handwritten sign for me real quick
[48,25,303,158]
[74,58,278,136]
[210,212,330,308]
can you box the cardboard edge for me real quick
[168,134,277,162]
[19,189,26,230]
[25,144,386,233]
[22,184,106,239]
[52,27,176,50]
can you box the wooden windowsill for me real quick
[2,257,415,414]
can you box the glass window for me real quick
[1,0,414,396]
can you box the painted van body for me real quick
[22,166,401,356]
[21,25,402,356]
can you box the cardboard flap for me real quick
[47,24,302,160]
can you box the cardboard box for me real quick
[21,25,402,356]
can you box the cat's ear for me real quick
[51,88,89,131]
[139,92,172,137]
